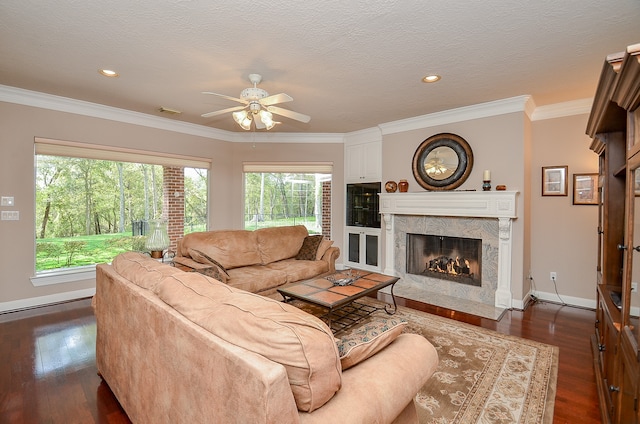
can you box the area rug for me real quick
[343,298,559,424]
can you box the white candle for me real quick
[483,170,491,180]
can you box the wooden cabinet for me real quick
[345,140,381,182]
[588,43,640,424]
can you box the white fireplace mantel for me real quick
[379,190,519,309]
[379,191,518,219]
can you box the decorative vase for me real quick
[146,219,169,258]
[398,179,409,192]
[385,181,398,193]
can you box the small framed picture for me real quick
[542,166,568,196]
[573,173,599,205]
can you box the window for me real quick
[34,138,210,277]
[243,162,332,237]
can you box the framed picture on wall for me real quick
[573,173,599,205]
[542,166,568,196]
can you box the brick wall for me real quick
[322,181,331,239]
[162,167,184,252]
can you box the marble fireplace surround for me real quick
[379,191,518,311]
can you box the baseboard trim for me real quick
[527,290,596,310]
[0,288,96,314]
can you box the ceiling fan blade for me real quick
[202,91,247,104]
[201,105,246,118]
[254,115,266,129]
[260,93,293,106]
[267,106,311,123]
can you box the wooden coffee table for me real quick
[277,269,399,334]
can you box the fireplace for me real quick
[378,191,518,309]
[406,234,482,287]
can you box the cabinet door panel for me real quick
[365,234,378,266]
[348,232,360,263]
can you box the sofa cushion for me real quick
[180,230,261,269]
[256,225,309,264]
[225,265,288,293]
[154,271,342,412]
[112,251,183,291]
[296,235,324,260]
[336,317,407,370]
[265,259,330,283]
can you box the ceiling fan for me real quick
[201,74,311,130]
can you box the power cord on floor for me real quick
[529,274,539,304]
[551,275,567,306]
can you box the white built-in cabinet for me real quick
[344,138,382,271]
[344,227,380,271]
[345,140,381,182]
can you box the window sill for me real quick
[31,265,97,287]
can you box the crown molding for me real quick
[1,85,594,143]
[231,131,345,144]
[378,96,533,135]
[530,98,593,121]
[0,84,239,141]
[343,127,382,145]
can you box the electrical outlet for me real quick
[632,282,638,293]
[550,272,557,281]
[1,196,14,206]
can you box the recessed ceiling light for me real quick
[422,74,441,83]
[99,69,119,77]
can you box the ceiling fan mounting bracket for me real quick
[248,73,262,85]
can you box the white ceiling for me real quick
[1,0,639,134]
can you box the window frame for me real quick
[32,138,211,286]
[242,162,333,235]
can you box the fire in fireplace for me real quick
[406,233,482,287]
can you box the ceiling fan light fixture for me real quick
[233,110,248,124]
[239,116,252,130]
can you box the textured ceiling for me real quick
[1,0,639,133]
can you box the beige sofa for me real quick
[173,225,340,296]
[94,252,439,424]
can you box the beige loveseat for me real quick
[173,225,340,296]
[94,252,439,424]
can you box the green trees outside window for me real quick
[243,172,330,234]
[35,155,207,271]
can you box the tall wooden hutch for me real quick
[588,43,640,424]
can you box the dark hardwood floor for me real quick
[1,295,601,423]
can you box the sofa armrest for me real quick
[320,246,340,273]
[298,333,438,424]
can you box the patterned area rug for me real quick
[341,299,559,424]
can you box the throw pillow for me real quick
[188,248,230,278]
[295,235,323,260]
[195,264,229,284]
[336,317,407,370]
[315,238,334,260]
